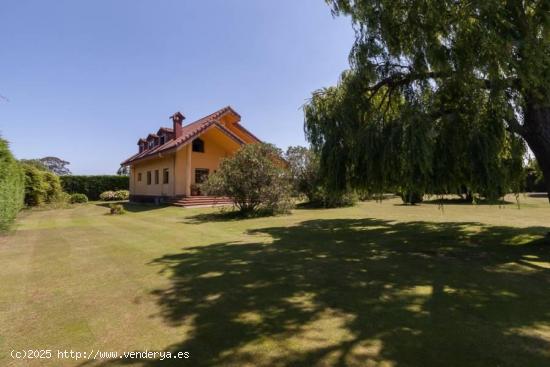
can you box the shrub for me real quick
[202,143,294,215]
[60,175,129,200]
[285,146,321,200]
[0,138,25,230]
[114,190,129,200]
[324,190,358,207]
[109,203,125,215]
[99,191,116,201]
[399,191,424,205]
[284,146,358,208]
[43,171,63,203]
[308,187,358,208]
[23,165,45,205]
[22,164,47,206]
[70,193,88,204]
[21,163,64,206]
[99,190,128,201]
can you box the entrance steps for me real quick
[167,196,234,208]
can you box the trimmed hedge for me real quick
[0,138,25,230]
[60,175,129,200]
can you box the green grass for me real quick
[1,195,549,367]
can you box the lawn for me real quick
[1,196,549,367]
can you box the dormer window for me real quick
[192,138,204,153]
[148,140,154,149]
[160,135,165,145]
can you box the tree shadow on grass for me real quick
[182,209,285,225]
[422,197,517,206]
[82,219,550,367]
[94,202,170,213]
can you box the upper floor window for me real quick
[192,138,204,153]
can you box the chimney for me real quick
[170,112,185,139]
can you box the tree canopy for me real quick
[305,0,550,201]
[20,156,71,175]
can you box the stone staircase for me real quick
[167,196,234,208]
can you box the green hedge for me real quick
[0,138,24,230]
[60,175,129,200]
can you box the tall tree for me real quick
[305,0,549,201]
[20,157,71,175]
[117,165,129,176]
[39,156,71,175]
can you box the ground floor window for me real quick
[163,168,169,184]
[154,170,159,184]
[147,171,151,185]
[138,172,142,182]
[195,168,209,184]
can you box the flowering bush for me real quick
[113,190,129,200]
[100,190,129,201]
[99,191,116,201]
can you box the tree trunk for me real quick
[522,103,550,203]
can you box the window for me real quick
[147,171,151,185]
[138,172,142,182]
[192,138,204,153]
[148,140,154,149]
[163,168,169,184]
[160,135,165,145]
[154,170,159,184]
[195,168,209,184]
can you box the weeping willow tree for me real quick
[305,0,549,202]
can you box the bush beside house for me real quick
[99,190,129,201]
[202,143,293,215]
[61,175,129,200]
[0,138,25,230]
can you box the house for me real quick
[121,106,261,203]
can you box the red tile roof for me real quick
[157,127,173,134]
[121,106,255,165]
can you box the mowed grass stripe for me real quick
[63,205,190,351]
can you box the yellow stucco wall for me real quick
[190,128,236,183]
[130,126,242,197]
[130,154,176,197]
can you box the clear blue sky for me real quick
[0,0,354,174]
